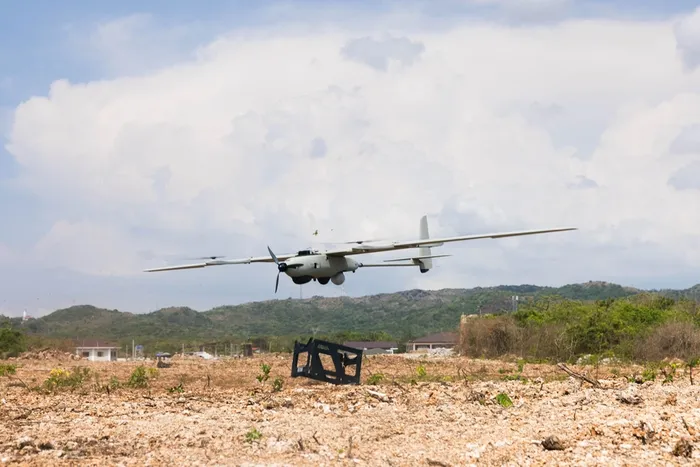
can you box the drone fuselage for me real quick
[281,253,359,285]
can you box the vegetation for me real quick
[42,367,92,392]
[0,281,657,349]
[0,363,17,377]
[0,325,27,358]
[459,292,700,363]
[127,365,158,388]
[0,281,699,365]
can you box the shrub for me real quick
[43,367,91,392]
[0,326,27,358]
[127,365,157,388]
[458,294,700,363]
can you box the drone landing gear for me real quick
[291,338,363,385]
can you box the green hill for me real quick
[5,280,689,348]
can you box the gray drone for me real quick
[144,215,577,293]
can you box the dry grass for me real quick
[1,353,699,465]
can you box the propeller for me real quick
[268,246,284,293]
[267,246,303,293]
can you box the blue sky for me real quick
[1,0,700,317]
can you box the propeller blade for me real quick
[275,272,280,293]
[267,246,279,265]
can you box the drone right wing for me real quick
[143,253,296,272]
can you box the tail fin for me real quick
[418,215,432,273]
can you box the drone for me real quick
[144,215,577,293]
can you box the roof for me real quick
[73,339,119,348]
[343,341,398,349]
[408,332,458,344]
[76,346,120,350]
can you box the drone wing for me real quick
[143,253,296,272]
[324,226,577,257]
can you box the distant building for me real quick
[406,332,458,352]
[343,341,399,355]
[75,339,119,362]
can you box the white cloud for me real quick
[30,220,145,276]
[341,35,426,71]
[65,13,210,77]
[675,6,700,71]
[670,123,700,154]
[5,9,700,310]
[466,0,574,23]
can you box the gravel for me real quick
[0,354,698,465]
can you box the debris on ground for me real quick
[673,438,693,458]
[616,392,643,405]
[15,349,80,360]
[542,435,565,451]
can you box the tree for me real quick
[0,325,27,358]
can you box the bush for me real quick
[0,326,27,358]
[43,367,91,392]
[458,294,700,363]
[127,365,158,388]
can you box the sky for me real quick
[1,0,700,317]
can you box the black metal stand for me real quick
[291,338,363,385]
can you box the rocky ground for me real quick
[0,353,699,465]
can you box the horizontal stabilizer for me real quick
[357,262,418,268]
[383,254,451,263]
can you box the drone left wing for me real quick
[143,253,296,272]
[323,226,577,257]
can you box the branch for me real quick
[557,363,601,388]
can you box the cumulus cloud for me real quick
[567,175,598,189]
[4,9,700,310]
[668,160,700,191]
[341,35,426,71]
[462,0,574,24]
[675,6,700,71]
[29,220,156,276]
[670,124,700,154]
[68,13,209,76]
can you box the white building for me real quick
[75,342,119,361]
[406,332,458,352]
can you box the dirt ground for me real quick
[1,352,699,466]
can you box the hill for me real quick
[5,281,698,350]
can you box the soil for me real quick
[0,353,698,465]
